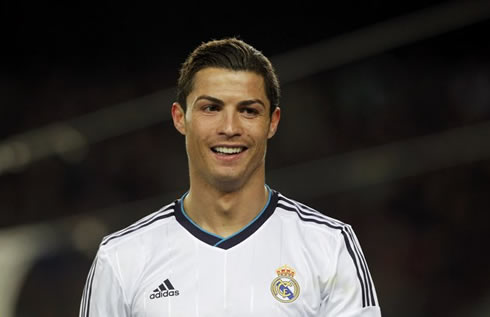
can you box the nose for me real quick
[219,108,242,137]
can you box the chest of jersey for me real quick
[129,218,325,317]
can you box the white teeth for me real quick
[214,146,244,154]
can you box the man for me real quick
[80,38,381,316]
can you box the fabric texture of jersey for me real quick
[80,187,381,316]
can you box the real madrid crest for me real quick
[270,265,300,303]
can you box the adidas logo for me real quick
[149,279,180,299]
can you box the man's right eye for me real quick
[203,105,219,112]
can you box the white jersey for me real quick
[80,187,381,316]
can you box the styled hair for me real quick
[176,37,280,116]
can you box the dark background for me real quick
[1,1,490,316]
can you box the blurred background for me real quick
[1,0,490,316]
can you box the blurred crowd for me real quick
[2,22,490,317]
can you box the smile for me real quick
[211,146,247,155]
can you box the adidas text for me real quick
[150,290,180,299]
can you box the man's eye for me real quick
[203,105,219,112]
[241,108,259,115]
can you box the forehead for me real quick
[189,67,268,104]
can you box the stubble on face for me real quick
[181,68,279,193]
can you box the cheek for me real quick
[257,123,273,141]
[186,127,210,154]
[243,119,269,135]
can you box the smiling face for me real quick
[172,67,280,192]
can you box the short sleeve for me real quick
[79,247,129,317]
[320,225,382,316]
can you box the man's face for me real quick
[172,67,280,191]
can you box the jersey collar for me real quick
[174,186,278,250]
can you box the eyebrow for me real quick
[194,95,265,108]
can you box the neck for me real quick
[183,179,269,238]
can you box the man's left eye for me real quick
[241,108,259,115]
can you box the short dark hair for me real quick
[176,38,280,116]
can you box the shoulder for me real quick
[273,191,365,270]
[277,193,349,231]
[276,193,354,242]
[89,201,178,294]
[99,201,177,250]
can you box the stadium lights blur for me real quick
[1,0,490,176]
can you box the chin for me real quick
[211,175,246,193]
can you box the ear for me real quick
[267,107,281,139]
[171,102,186,135]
